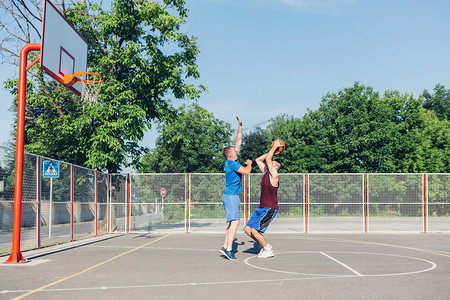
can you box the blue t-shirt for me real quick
[224,153,242,195]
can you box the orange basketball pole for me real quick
[6,43,41,263]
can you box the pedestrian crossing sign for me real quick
[43,161,60,178]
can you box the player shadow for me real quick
[232,238,244,253]
[25,234,124,260]
[242,240,262,254]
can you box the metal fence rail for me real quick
[0,146,449,256]
[126,172,449,234]
[0,146,109,255]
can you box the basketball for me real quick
[271,140,285,155]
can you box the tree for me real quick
[239,82,449,174]
[421,84,450,121]
[0,0,41,65]
[315,83,449,173]
[1,0,205,172]
[266,113,326,173]
[240,127,270,173]
[315,82,389,172]
[138,104,232,173]
[384,91,450,172]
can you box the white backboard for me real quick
[40,0,88,95]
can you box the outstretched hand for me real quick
[236,115,242,127]
[272,139,282,148]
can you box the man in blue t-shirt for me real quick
[219,116,252,261]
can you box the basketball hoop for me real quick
[63,71,103,105]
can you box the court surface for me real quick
[1,233,449,299]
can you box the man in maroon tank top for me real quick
[244,140,283,258]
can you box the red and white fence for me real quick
[109,173,449,234]
[0,146,449,256]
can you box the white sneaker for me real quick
[258,244,271,255]
[257,248,274,258]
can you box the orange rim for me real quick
[63,71,103,86]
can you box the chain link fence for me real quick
[1,145,449,256]
[125,172,449,234]
[0,146,109,255]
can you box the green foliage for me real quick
[241,82,449,174]
[421,84,450,121]
[159,205,185,223]
[6,0,206,172]
[240,128,270,173]
[317,83,394,172]
[268,113,326,173]
[138,104,232,173]
[190,204,225,219]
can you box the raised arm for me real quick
[266,140,281,180]
[234,116,243,153]
[255,153,267,173]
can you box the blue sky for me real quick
[0,0,449,167]
[186,0,450,129]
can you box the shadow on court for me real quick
[1,233,449,299]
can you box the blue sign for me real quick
[43,161,60,178]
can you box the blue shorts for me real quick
[246,207,277,233]
[222,194,240,222]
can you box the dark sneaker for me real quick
[219,247,226,256]
[223,249,237,261]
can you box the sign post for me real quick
[43,161,59,238]
[160,188,166,222]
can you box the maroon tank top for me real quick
[259,173,279,210]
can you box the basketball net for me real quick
[80,73,103,106]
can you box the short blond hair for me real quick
[223,146,234,158]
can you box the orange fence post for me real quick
[71,164,74,242]
[107,174,111,233]
[186,173,190,234]
[127,174,130,233]
[245,175,249,224]
[305,174,308,234]
[424,173,427,233]
[364,173,368,233]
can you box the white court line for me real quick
[270,236,450,256]
[0,274,361,295]
[85,245,218,252]
[244,251,437,277]
[1,252,438,295]
[320,252,363,276]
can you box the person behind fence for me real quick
[244,140,282,259]
[219,116,252,261]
